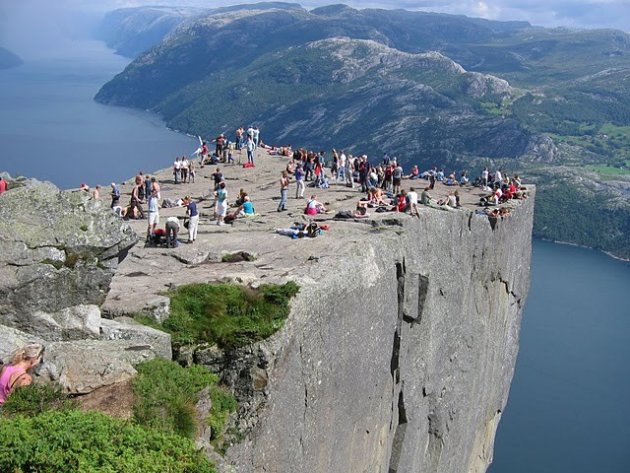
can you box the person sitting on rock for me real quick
[421,187,432,205]
[235,188,248,206]
[407,165,420,179]
[367,187,386,207]
[395,189,408,212]
[407,187,420,217]
[0,343,45,405]
[304,195,326,216]
[238,195,256,217]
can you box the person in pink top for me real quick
[0,343,45,404]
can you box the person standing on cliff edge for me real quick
[0,176,7,195]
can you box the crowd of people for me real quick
[65,123,527,247]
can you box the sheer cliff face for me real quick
[227,195,534,473]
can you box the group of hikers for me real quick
[72,124,526,247]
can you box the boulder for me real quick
[0,324,168,393]
[17,304,102,342]
[40,339,163,394]
[100,317,172,359]
[0,180,137,321]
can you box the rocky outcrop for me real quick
[220,195,534,473]
[0,181,171,393]
[0,181,137,318]
[0,325,169,394]
[90,155,535,473]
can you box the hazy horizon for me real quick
[1,1,629,59]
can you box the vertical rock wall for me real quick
[227,194,534,473]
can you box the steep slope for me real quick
[155,38,529,163]
[95,4,530,108]
[96,3,306,58]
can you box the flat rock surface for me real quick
[104,149,526,314]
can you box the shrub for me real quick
[0,410,215,473]
[208,385,238,441]
[1,383,75,417]
[132,359,236,442]
[163,282,299,349]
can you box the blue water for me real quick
[1,36,629,473]
[0,40,195,189]
[490,240,630,473]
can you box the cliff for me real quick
[0,156,533,472]
[100,156,533,472]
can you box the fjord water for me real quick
[0,40,195,189]
[490,240,630,473]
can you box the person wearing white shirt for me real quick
[173,158,182,184]
[338,152,347,182]
[407,187,419,217]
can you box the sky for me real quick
[85,0,630,31]
[1,0,629,57]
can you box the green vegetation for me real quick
[0,361,235,473]
[585,164,630,176]
[161,282,299,349]
[532,178,630,260]
[1,384,75,417]
[221,251,256,263]
[0,410,215,473]
[132,359,236,441]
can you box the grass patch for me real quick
[207,385,238,443]
[132,359,236,442]
[221,251,256,263]
[131,313,167,332]
[162,282,299,349]
[40,258,64,270]
[585,164,630,176]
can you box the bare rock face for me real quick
[0,180,137,322]
[0,323,170,394]
[223,194,535,473]
[0,180,172,394]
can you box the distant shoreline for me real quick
[540,238,630,263]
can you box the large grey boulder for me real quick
[0,316,171,393]
[40,339,160,394]
[0,180,137,328]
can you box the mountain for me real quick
[0,47,22,69]
[95,3,306,58]
[94,4,630,259]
